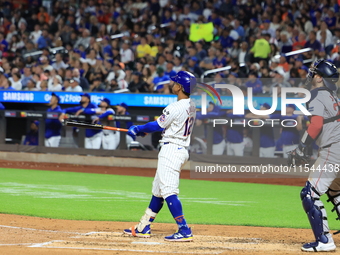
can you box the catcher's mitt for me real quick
[287,147,311,167]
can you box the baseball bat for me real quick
[65,120,128,132]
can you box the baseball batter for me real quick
[123,71,196,241]
[288,60,340,252]
[45,93,63,147]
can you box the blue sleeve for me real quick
[98,110,114,119]
[64,106,83,113]
[253,83,262,94]
[0,102,4,109]
[138,121,164,133]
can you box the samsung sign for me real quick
[0,90,288,110]
[0,91,178,107]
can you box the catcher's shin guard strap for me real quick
[326,189,340,234]
[136,208,157,232]
[301,182,329,243]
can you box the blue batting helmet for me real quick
[170,71,197,94]
[307,60,339,91]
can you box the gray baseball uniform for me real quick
[305,88,340,245]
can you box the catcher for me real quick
[288,60,340,252]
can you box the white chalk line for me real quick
[0,225,82,234]
[0,243,35,246]
[31,245,224,254]
[82,231,123,235]
[28,241,57,248]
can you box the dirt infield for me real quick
[1,159,335,255]
[1,214,340,255]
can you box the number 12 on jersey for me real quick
[184,117,194,136]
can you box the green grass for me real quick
[0,168,337,229]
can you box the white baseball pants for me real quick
[212,140,226,155]
[260,146,276,158]
[85,132,103,149]
[152,143,189,199]
[226,142,245,156]
[44,136,61,147]
[102,130,120,150]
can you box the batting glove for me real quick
[128,125,146,139]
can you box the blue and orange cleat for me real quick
[124,224,151,238]
[164,227,193,242]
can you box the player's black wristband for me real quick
[300,131,315,147]
[299,131,314,156]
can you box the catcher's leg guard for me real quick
[327,188,340,235]
[300,181,331,244]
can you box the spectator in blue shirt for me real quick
[325,9,337,29]
[161,9,173,24]
[233,20,245,40]
[0,79,15,90]
[164,61,176,77]
[152,67,170,92]
[245,71,263,95]
[305,31,322,53]
[37,29,51,49]
[191,1,203,15]
[24,120,39,146]
[212,49,227,68]
[0,33,8,52]
[195,41,207,61]
[219,29,234,49]
[187,57,203,77]
[208,12,221,26]
[101,36,112,57]
[21,65,33,89]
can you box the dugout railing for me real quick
[0,110,299,158]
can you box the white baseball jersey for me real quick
[308,89,340,148]
[156,98,196,147]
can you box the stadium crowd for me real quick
[0,0,340,95]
